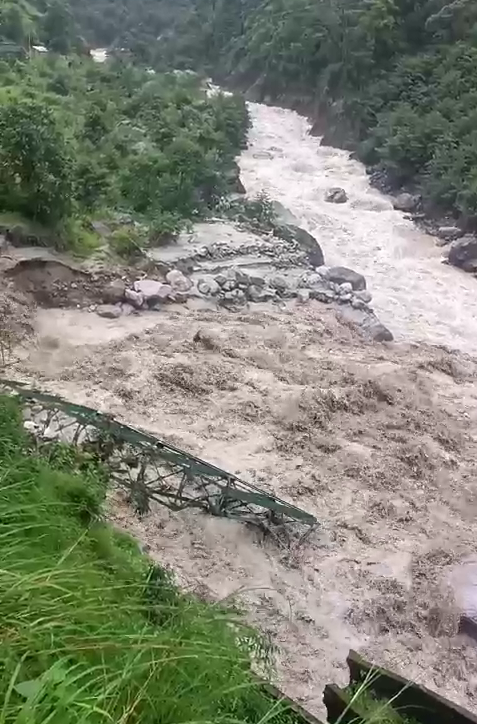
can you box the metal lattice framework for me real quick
[0,379,317,548]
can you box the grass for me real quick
[346,682,420,724]
[0,395,302,724]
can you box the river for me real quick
[240,103,477,354]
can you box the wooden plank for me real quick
[347,650,477,724]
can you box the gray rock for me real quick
[125,288,145,309]
[222,289,247,307]
[297,289,310,304]
[271,201,299,225]
[328,266,366,291]
[316,265,330,279]
[448,235,477,270]
[392,193,420,212]
[197,276,220,296]
[324,187,348,204]
[437,226,463,241]
[355,289,372,304]
[351,297,367,309]
[248,285,276,303]
[96,304,122,319]
[249,274,266,288]
[270,275,288,293]
[361,314,394,342]
[166,269,192,292]
[339,293,352,303]
[120,303,137,316]
[233,268,250,285]
[339,282,353,294]
[273,224,324,267]
[102,279,126,305]
[134,279,167,300]
[215,274,228,287]
[222,279,236,292]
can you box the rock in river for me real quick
[324,187,348,204]
[448,236,477,271]
[327,266,366,291]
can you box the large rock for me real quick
[125,288,145,309]
[133,279,171,304]
[448,236,477,270]
[437,226,463,242]
[327,266,366,291]
[274,224,325,268]
[197,276,220,296]
[324,187,348,204]
[166,269,192,292]
[248,285,276,303]
[271,201,299,225]
[102,279,126,305]
[96,304,122,319]
[392,193,421,212]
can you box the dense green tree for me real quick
[0,97,74,224]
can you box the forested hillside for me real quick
[0,0,248,252]
[60,0,477,224]
[2,0,477,223]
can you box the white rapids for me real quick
[240,103,477,354]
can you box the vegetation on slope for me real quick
[0,2,249,252]
[62,0,477,224]
[0,393,303,724]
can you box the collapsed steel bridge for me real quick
[0,379,317,548]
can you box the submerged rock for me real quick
[324,187,348,204]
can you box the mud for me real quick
[11,301,477,719]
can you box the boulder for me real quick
[96,304,122,319]
[328,266,366,291]
[102,279,126,305]
[166,269,192,292]
[273,224,325,268]
[324,187,348,204]
[197,276,220,296]
[133,279,171,304]
[362,317,394,342]
[125,288,145,309]
[315,265,330,279]
[355,289,372,304]
[270,275,288,294]
[221,289,247,308]
[437,226,463,242]
[339,282,353,294]
[248,285,276,303]
[448,236,477,270]
[271,201,299,225]
[392,193,420,212]
[249,274,266,288]
[297,289,310,304]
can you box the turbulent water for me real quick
[240,103,477,354]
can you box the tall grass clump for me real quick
[0,395,295,724]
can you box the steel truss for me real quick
[0,379,317,548]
